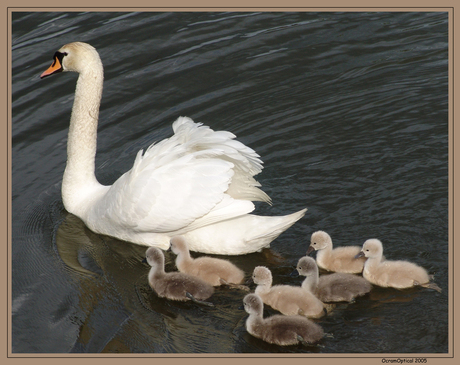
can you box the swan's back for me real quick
[297,255,371,302]
[152,271,215,301]
[309,231,365,273]
[365,258,430,289]
[243,294,324,346]
[262,315,324,346]
[253,266,324,318]
[268,284,325,318]
[359,239,440,292]
[316,273,372,302]
[318,246,365,273]
[189,256,245,285]
[170,236,245,286]
[145,247,214,301]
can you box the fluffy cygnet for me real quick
[252,266,325,318]
[144,247,215,306]
[242,293,324,346]
[170,236,248,290]
[307,231,366,274]
[295,256,372,302]
[356,239,441,292]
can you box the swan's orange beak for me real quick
[40,54,63,79]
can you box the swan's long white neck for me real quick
[62,59,105,215]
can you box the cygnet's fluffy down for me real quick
[295,256,372,302]
[243,294,324,346]
[144,247,214,304]
[307,231,366,274]
[169,236,246,287]
[252,266,325,318]
[356,239,441,292]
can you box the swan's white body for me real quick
[41,42,306,255]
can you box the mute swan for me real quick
[169,236,248,290]
[144,246,214,305]
[252,266,325,318]
[307,231,366,273]
[40,42,307,255]
[242,293,324,346]
[356,239,441,293]
[294,256,371,302]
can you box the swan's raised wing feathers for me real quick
[87,118,266,234]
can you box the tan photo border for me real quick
[3,1,457,364]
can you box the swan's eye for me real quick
[313,242,316,245]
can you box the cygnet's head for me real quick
[243,293,263,315]
[252,266,272,286]
[145,246,165,267]
[296,256,318,277]
[360,239,383,259]
[308,230,332,252]
[169,236,188,255]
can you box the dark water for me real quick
[11,12,448,354]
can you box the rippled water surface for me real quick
[12,11,448,354]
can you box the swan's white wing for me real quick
[86,117,265,234]
[172,117,271,204]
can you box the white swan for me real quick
[40,42,307,255]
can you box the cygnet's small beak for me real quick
[142,257,147,264]
[245,277,254,285]
[355,251,365,259]
[290,269,300,277]
[306,246,315,255]
[238,304,245,310]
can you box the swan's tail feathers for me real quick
[249,208,307,244]
[183,208,307,255]
[422,282,442,293]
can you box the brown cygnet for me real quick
[242,293,324,346]
[144,246,214,306]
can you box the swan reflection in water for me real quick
[54,212,289,352]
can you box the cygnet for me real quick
[295,256,372,302]
[170,236,248,290]
[252,266,325,318]
[144,246,215,306]
[242,293,324,346]
[307,230,366,274]
[356,239,441,292]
